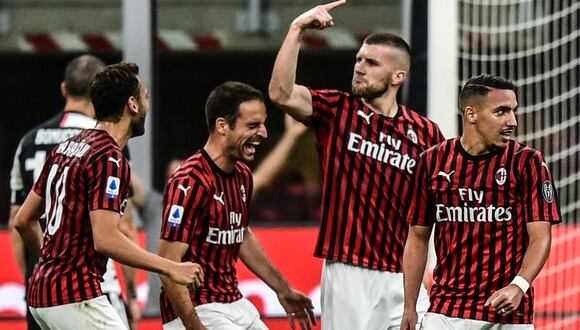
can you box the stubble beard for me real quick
[351,79,391,100]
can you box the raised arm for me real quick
[269,0,346,122]
[253,115,308,196]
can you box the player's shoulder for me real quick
[234,161,252,176]
[169,152,210,186]
[509,139,544,162]
[310,88,349,100]
[80,130,125,163]
[400,105,441,129]
[422,137,456,156]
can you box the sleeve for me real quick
[86,150,132,213]
[10,140,25,204]
[160,174,208,244]
[407,152,435,226]
[308,89,342,128]
[521,151,561,224]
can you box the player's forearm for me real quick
[403,226,430,310]
[160,275,203,329]
[239,229,291,295]
[95,230,172,276]
[9,230,26,278]
[253,133,299,195]
[118,200,140,296]
[517,224,552,284]
[130,175,148,210]
[8,206,27,278]
[15,221,43,256]
[13,192,44,255]
[121,263,138,300]
[269,24,303,107]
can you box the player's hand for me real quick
[485,284,524,316]
[167,261,204,288]
[291,0,346,31]
[284,114,309,138]
[400,308,418,330]
[126,297,141,330]
[278,288,316,330]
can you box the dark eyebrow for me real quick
[495,106,513,112]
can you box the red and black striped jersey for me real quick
[408,137,561,324]
[27,129,131,308]
[308,89,444,272]
[160,149,253,324]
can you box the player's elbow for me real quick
[93,233,116,256]
[93,238,108,255]
[12,211,30,235]
[268,82,291,107]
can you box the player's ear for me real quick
[464,106,478,123]
[215,118,228,135]
[60,81,67,98]
[127,96,139,115]
[392,70,407,86]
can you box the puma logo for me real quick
[108,157,121,167]
[437,170,455,183]
[177,184,191,196]
[357,110,374,124]
[541,162,549,171]
[213,192,225,206]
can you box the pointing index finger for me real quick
[321,0,347,11]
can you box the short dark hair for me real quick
[458,74,518,112]
[205,81,264,132]
[90,61,140,122]
[64,55,105,98]
[363,32,411,69]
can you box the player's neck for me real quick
[362,92,398,117]
[63,98,95,118]
[460,133,492,156]
[204,138,235,173]
[95,119,131,149]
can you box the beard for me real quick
[130,113,146,137]
[351,77,391,99]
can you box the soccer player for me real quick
[269,1,444,329]
[401,74,561,330]
[158,81,315,330]
[8,54,140,330]
[13,62,203,330]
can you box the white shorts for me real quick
[321,260,430,330]
[420,312,534,330]
[105,291,130,329]
[29,295,128,330]
[163,297,268,330]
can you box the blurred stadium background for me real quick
[0,0,578,329]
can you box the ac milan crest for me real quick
[495,167,507,185]
[407,126,418,144]
[240,184,247,202]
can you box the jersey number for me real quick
[45,164,69,235]
[25,150,47,183]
